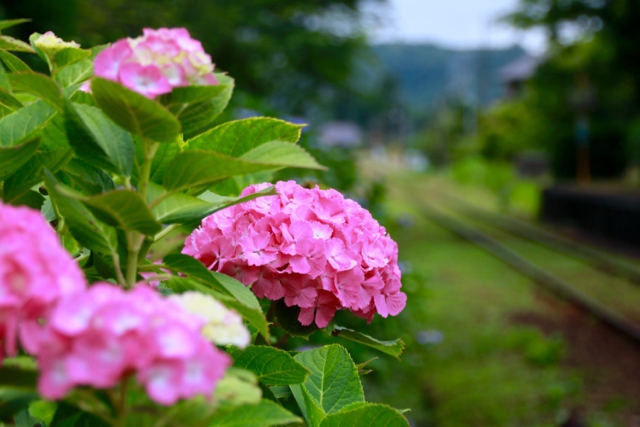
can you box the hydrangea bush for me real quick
[0,21,409,427]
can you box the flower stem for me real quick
[153,224,180,242]
[139,139,159,202]
[125,232,143,287]
[267,301,277,323]
[124,139,159,287]
[116,374,131,426]
[113,253,127,286]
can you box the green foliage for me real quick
[187,117,303,155]
[0,18,409,427]
[293,345,364,415]
[63,102,134,176]
[91,78,181,143]
[168,73,234,138]
[0,135,41,180]
[0,101,55,146]
[163,254,261,311]
[319,403,409,427]
[150,184,276,224]
[209,400,302,427]
[324,325,405,359]
[45,170,119,256]
[234,346,310,386]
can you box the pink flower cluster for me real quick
[94,28,218,98]
[24,284,231,405]
[0,202,86,361]
[183,181,407,328]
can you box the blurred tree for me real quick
[503,0,640,112]
[496,0,640,179]
[0,0,392,120]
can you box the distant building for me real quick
[317,121,363,148]
[499,55,541,98]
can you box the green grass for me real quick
[358,168,630,426]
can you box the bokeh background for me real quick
[5,0,640,425]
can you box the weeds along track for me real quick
[417,198,640,346]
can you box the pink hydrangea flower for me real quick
[30,284,231,405]
[183,181,406,328]
[0,202,86,360]
[94,27,218,98]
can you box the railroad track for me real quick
[443,194,640,284]
[418,201,640,346]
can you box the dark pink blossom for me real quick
[183,181,406,327]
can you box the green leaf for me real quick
[62,159,116,195]
[143,138,181,185]
[211,270,263,310]
[214,368,262,408]
[275,299,319,339]
[69,90,95,107]
[0,63,11,92]
[45,170,118,255]
[294,345,364,414]
[61,102,118,173]
[68,103,134,176]
[163,146,323,192]
[0,135,41,180]
[49,403,111,427]
[270,385,291,399]
[0,101,55,146]
[209,400,301,427]
[162,253,261,310]
[41,114,70,150]
[14,408,41,427]
[0,35,34,53]
[0,88,24,110]
[8,72,63,111]
[175,73,234,139]
[9,190,45,209]
[234,346,310,387]
[326,326,405,359]
[0,49,31,72]
[54,48,91,70]
[165,276,269,340]
[54,59,92,88]
[28,401,58,427]
[319,403,409,427]
[290,383,326,427]
[91,78,181,143]
[67,189,162,235]
[0,19,31,31]
[187,117,303,156]
[0,362,38,389]
[160,84,226,106]
[3,147,72,202]
[0,390,39,421]
[151,184,276,224]
[240,140,325,169]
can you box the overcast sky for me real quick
[366,0,547,54]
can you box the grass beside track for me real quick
[360,161,640,426]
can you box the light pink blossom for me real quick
[32,284,231,405]
[0,202,86,360]
[93,27,218,98]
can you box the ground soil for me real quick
[511,302,640,425]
